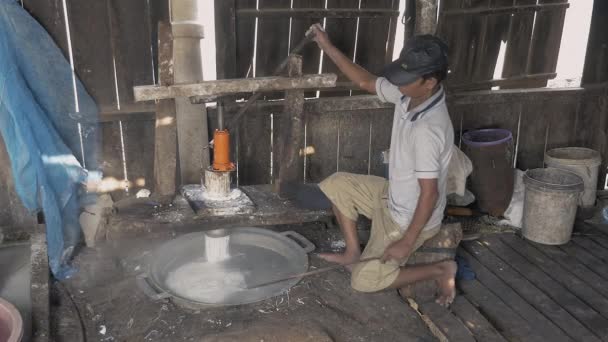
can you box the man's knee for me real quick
[350,262,398,293]
[320,172,351,191]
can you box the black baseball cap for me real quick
[382,35,449,86]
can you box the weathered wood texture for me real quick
[275,56,306,196]
[236,8,399,18]
[153,22,178,197]
[134,74,338,101]
[256,0,291,100]
[103,88,601,189]
[351,0,397,96]
[31,228,51,342]
[291,0,325,98]
[455,229,608,342]
[582,0,608,85]
[235,0,257,79]
[319,0,359,97]
[215,0,237,80]
[24,0,158,111]
[415,0,438,34]
[104,184,332,240]
[438,0,568,90]
[0,136,37,230]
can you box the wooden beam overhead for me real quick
[449,72,557,91]
[443,2,569,16]
[236,8,399,18]
[134,74,337,101]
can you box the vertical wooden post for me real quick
[214,0,237,80]
[415,0,438,35]
[275,55,305,198]
[172,0,210,184]
[31,225,50,342]
[404,0,416,43]
[153,22,178,198]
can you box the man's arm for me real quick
[381,178,438,262]
[310,24,377,94]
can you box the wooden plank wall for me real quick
[9,0,605,203]
[582,0,608,85]
[205,89,598,187]
[438,0,569,90]
[21,0,164,199]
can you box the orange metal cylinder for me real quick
[213,129,234,171]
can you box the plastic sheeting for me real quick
[0,0,99,278]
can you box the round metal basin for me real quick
[138,227,315,308]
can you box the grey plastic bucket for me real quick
[545,147,602,208]
[522,168,584,245]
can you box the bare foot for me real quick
[435,260,457,307]
[318,251,361,271]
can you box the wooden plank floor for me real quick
[429,228,608,341]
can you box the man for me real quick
[309,24,456,306]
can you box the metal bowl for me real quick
[138,227,315,308]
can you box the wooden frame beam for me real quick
[236,8,399,18]
[449,72,557,91]
[134,74,337,101]
[103,86,599,122]
[274,55,305,197]
[443,2,569,16]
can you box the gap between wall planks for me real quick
[319,0,362,97]
[23,0,165,197]
[438,0,569,90]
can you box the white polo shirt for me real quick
[376,77,454,231]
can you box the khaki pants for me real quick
[319,172,440,292]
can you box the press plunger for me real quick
[212,101,235,172]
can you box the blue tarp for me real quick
[0,0,99,278]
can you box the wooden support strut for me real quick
[442,2,570,16]
[274,55,305,198]
[236,8,399,18]
[153,22,178,198]
[133,74,337,102]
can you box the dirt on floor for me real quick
[51,223,437,342]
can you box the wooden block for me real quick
[275,56,306,197]
[30,227,51,342]
[154,22,177,197]
[401,223,463,302]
